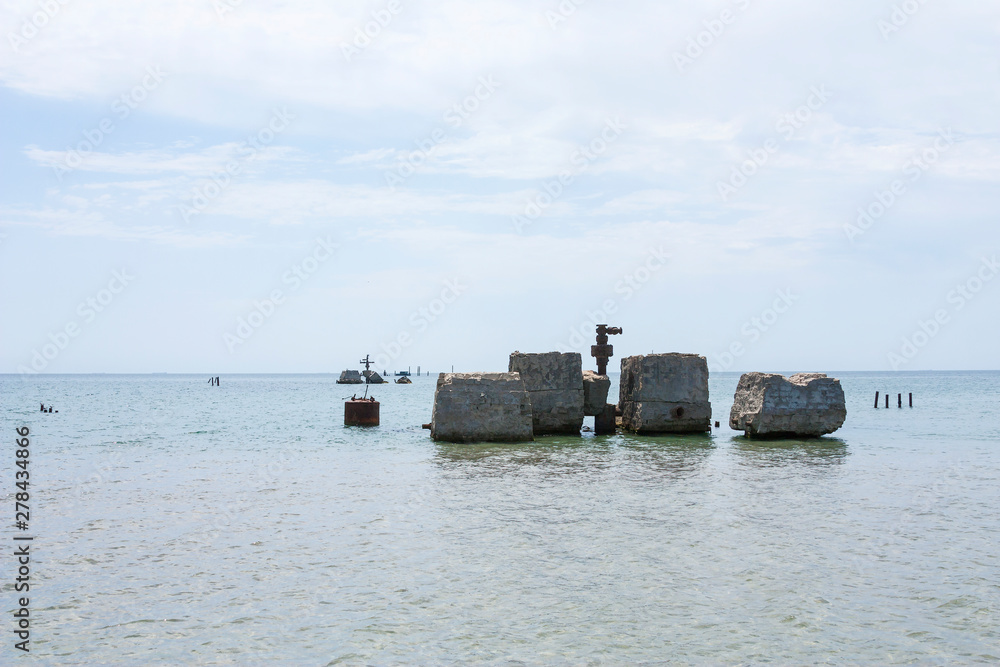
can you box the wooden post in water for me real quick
[885,394,889,409]
[874,391,880,408]
[909,393,913,407]
[898,393,902,408]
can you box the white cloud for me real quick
[3,0,1000,371]
[23,143,303,176]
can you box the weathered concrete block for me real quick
[509,352,584,435]
[582,370,611,416]
[729,372,847,438]
[431,373,533,443]
[618,354,712,433]
[620,400,713,433]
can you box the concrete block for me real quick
[509,352,584,435]
[431,373,533,443]
[582,370,611,416]
[619,353,712,433]
[729,372,847,438]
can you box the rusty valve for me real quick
[591,324,622,375]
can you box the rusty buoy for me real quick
[345,398,379,426]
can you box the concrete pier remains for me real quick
[582,370,611,416]
[430,372,534,443]
[729,372,847,438]
[509,352,585,435]
[618,353,712,433]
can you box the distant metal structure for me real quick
[360,355,374,373]
[345,355,380,425]
[590,324,622,375]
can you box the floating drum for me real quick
[345,399,379,426]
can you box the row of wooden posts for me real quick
[874,391,912,408]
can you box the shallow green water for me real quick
[1,371,998,664]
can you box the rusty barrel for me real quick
[345,399,379,426]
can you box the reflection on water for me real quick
[731,436,849,467]
[615,433,715,480]
[434,434,715,482]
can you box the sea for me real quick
[1,371,998,665]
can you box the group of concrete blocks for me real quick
[430,352,595,443]
[429,352,847,443]
[430,351,715,443]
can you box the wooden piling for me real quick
[909,393,913,407]
[885,394,889,409]
[874,391,880,408]
[898,393,902,408]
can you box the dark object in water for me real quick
[396,376,412,384]
[594,404,616,435]
[345,398,379,426]
[337,370,364,384]
[364,370,387,384]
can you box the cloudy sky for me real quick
[2,0,998,374]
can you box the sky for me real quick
[1,0,998,375]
